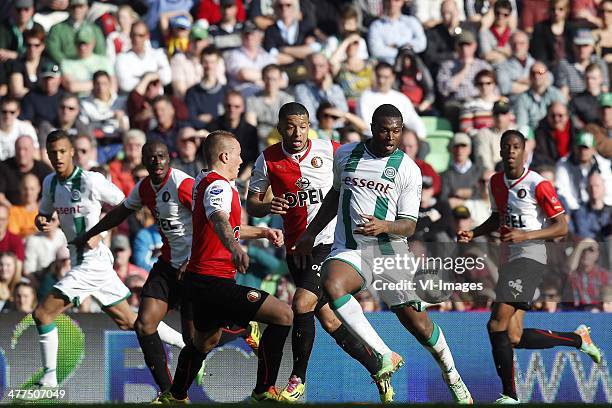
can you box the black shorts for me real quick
[286,243,332,297]
[141,259,182,309]
[495,257,546,310]
[182,273,269,332]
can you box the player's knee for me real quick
[115,316,134,331]
[292,294,316,314]
[32,306,48,326]
[487,318,503,333]
[508,331,522,346]
[134,317,156,337]
[277,304,294,327]
[322,278,347,301]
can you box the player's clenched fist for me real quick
[231,243,250,274]
[456,230,473,243]
[270,196,289,215]
[354,214,388,236]
[264,228,284,247]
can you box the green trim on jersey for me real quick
[374,196,394,255]
[344,142,366,173]
[342,190,357,249]
[73,217,86,265]
[70,167,83,203]
[381,149,404,182]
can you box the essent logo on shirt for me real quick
[344,176,393,194]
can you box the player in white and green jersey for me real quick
[293,105,473,404]
[30,130,183,391]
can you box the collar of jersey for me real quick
[58,166,82,185]
[150,167,172,192]
[504,168,530,189]
[282,139,312,162]
[363,142,398,159]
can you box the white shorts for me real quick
[323,246,423,309]
[53,244,131,308]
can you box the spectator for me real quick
[197,0,247,26]
[357,61,426,139]
[0,251,21,312]
[263,0,318,67]
[555,29,610,98]
[163,15,192,57]
[602,286,612,312]
[115,21,172,94]
[0,0,42,62]
[206,90,259,179]
[340,126,362,144]
[143,0,194,47]
[225,21,276,96]
[7,26,49,99]
[127,72,188,132]
[19,61,63,128]
[80,70,129,140]
[569,63,606,128]
[0,135,51,206]
[414,175,454,242]
[514,61,566,129]
[7,173,39,238]
[423,0,478,74]
[23,213,66,275]
[572,173,611,240]
[414,0,466,29]
[108,129,145,197]
[474,98,516,171]
[394,48,436,115]
[185,45,227,127]
[530,0,575,70]
[73,133,98,170]
[0,96,38,161]
[171,127,206,178]
[209,0,245,52]
[60,25,114,96]
[367,0,426,64]
[465,0,518,28]
[105,5,138,65]
[463,169,495,226]
[0,204,24,262]
[594,0,612,67]
[38,93,89,146]
[459,69,500,135]
[582,93,612,158]
[495,30,539,99]
[479,0,514,65]
[324,5,369,68]
[111,234,148,283]
[440,132,484,207]
[315,101,367,141]
[401,128,441,195]
[245,63,293,149]
[170,19,211,99]
[571,0,602,28]
[565,239,609,309]
[519,0,549,34]
[12,282,37,313]
[147,95,184,154]
[132,223,162,272]
[555,130,612,210]
[533,102,576,166]
[46,0,106,64]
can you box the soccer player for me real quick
[247,102,386,402]
[157,131,292,403]
[457,129,602,404]
[73,140,259,396]
[31,131,183,390]
[294,104,473,404]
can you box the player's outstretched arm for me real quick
[502,212,568,243]
[71,203,134,248]
[240,225,284,247]
[210,211,250,273]
[458,212,500,242]
[246,190,290,217]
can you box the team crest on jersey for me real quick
[246,290,261,302]
[162,191,171,202]
[383,167,397,180]
[517,189,527,199]
[71,189,81,202]
[311,156,323,168]
[295,177,311,190]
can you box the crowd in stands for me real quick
[0,0,610,314]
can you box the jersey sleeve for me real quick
[177,177,194,208]
[123,180,144,211]
[38,175,55,216]
[396,161,422,222]
[203,180,233,218]
[535,180,565,218]
[91,172,125,206]
[248,153,270,194]
[488,180,497,212]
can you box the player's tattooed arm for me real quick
[240,225,284,247]
[210,211,249,273]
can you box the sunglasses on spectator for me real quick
[17,7,32,12]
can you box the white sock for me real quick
[424,323,460,384]
[38,326,58,386]
[332,294,391,357]
[157,321,185,349]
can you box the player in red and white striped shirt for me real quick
[458,130,602,404]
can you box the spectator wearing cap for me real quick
[0,0,44,62]
[19,60,64,127]
[401,128,441,195]
[478,0,514,65]
[423,0,478,74]
[60,26,115,96]
[185,45,228,127]
[555,130,612,210]
[109,129,146,197]
[115,21,172,94]
[209,0,246,52]
[555,29,610,98]
[7,26,50,99]
[38,93,89,147]
[0,96,38,161]
[46,0,106,64]
[245,63,293,149]
[105,5,138,66]
[197,0,247,26]
[514,61,566,129]
[368,0,426,64]
[495,31,540,99]
[170,19,212,99]
[572,173,611,240]
[569,63,606,128]
[451,205,485,242]
[0,135,51,206]
[582,93,612,158]
[533,102,576,166]
[357,61,426,139]
[0,204,24,266]
[440,132,485,207]
[142,0,194,47]
[111,234,148,283]
[459,69,500,136]
[415,173,454,242]
[163,14,192,57]
[530,0,575,70]
[473,98,516,171]
[225,21,277,97]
